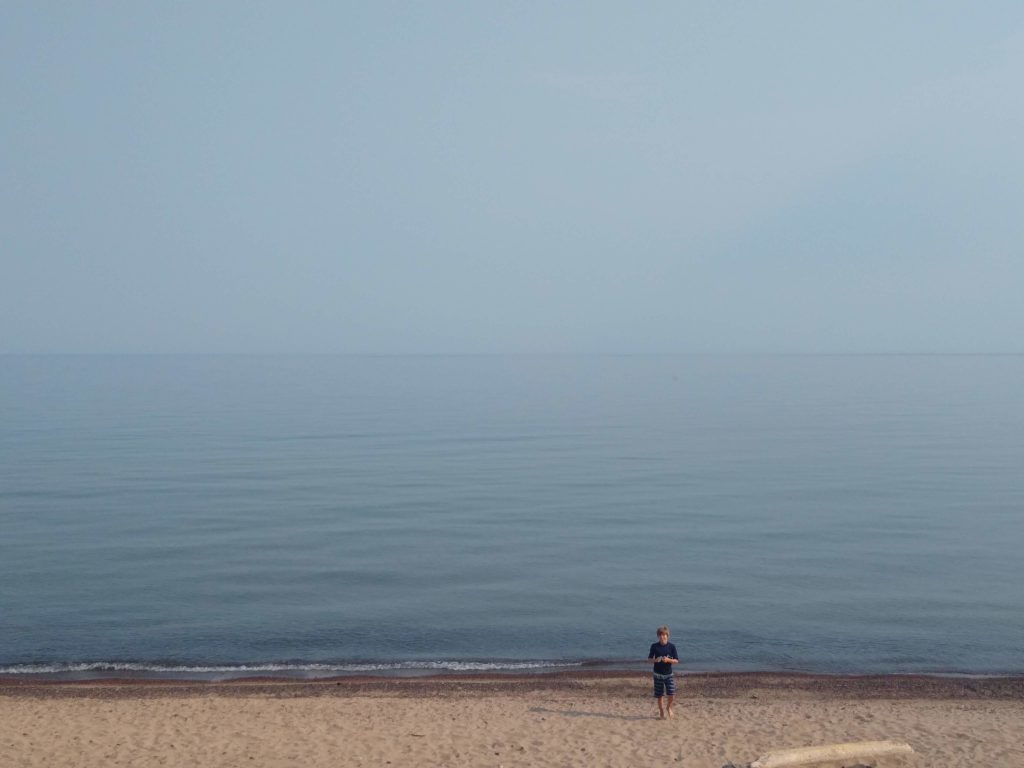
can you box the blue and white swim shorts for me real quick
[652,672,676,697]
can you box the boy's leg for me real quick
[665,674,677,718]
[656,694,665,719]
[666,694,674,718]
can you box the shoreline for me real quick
[4,670,1023,700]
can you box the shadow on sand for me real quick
[528,706,652,722]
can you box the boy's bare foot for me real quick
[667,709,674,719]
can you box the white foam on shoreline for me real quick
[0,660,586,676]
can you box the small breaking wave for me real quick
[0,659,586,678]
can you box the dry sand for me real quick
[2,673,1022,767]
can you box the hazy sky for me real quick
[3,2,1022,353]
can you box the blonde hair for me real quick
[657,626,670,636]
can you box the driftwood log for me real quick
[749,739,915,768]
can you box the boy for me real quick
[647,625,679,719]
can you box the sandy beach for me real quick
[2,673,1022,767]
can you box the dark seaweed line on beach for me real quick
[2,672,1023,702]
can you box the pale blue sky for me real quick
[3,2,1022,353]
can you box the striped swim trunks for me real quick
[652,672,676,698]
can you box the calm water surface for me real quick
[1,355,1022,677]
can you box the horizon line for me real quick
[2,351,1022,358]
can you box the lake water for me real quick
[1,354,1022,678]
